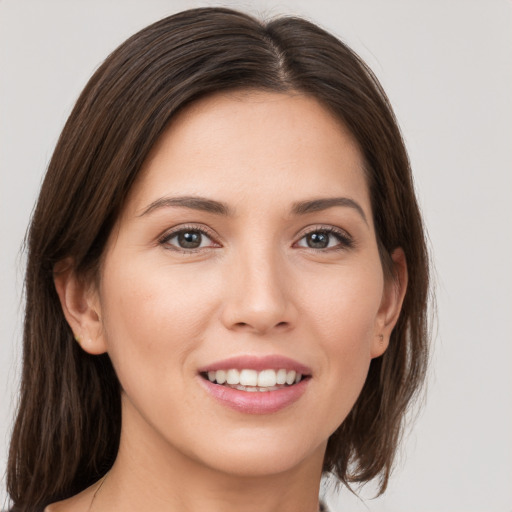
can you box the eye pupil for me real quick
[307,232,329,248]
[178,231,202,248]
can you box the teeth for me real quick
[233,384,280,392]
[226,369,240,385]
[206,368,304,388]
[239,369,258,386]
[257,369,277,387]
[276,369,287,385]
[285,370,296,385]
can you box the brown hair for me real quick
[7,7,429,511]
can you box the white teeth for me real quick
[258,369,277,387]
[215,369,227,384]
[206,368,304,388]
[285,370,296,385]
[233,385,280,392]
[226,369,240,385]
[239,369,258,386]
[276,368,287,385]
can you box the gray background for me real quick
[1,1,511,510]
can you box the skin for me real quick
[52,90,407,512]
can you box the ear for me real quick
[371,247,408,358]
[53,258,107,355]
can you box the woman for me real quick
[6,7,429,512]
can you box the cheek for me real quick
[299,263,383,414]
[98,260,222,384]
[299,262,384,346]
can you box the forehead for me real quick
[127,90,370,216]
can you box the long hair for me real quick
[7,7,430,511]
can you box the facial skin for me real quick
[54,90,406,512]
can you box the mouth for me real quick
[200,368,309,392]
[197,355,312,413]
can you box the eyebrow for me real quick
[291,197,368,224]
[139,196,232,217]
[139,195,367,223]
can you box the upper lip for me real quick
[197,355,312,375]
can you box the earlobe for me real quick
[371,247,408,358]
[53,258,107,355]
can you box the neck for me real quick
[95,399,326,512]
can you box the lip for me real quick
[198,376,309,415]
[197,355,312,415]
[197,354,312,374]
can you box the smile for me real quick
[202,368,305,392]
[198,356,311,414]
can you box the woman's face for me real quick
[89,91,403,477]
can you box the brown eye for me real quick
[161,228,217,251]
[296,228,354,251]
[305,232,330,249]
[177,231,203,249]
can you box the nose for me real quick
[220,247,297,335]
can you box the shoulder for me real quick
[43,489,93,512]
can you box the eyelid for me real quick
[158,223,222,251]
[157,223,354,253]
[293,224,354,250]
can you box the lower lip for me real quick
[198,377,309,415]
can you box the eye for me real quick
[295,227,353,250]
[159,226,219,252]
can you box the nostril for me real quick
[234,321,288,330]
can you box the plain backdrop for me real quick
[1,1,511,511]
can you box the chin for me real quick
[179,427,329,479]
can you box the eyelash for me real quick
[158,224,220,254]
[295,226,354,251]
[158,224,354,254]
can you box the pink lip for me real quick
[197,355,312,415]
[198,376,309,415]
[197,355,312,374]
